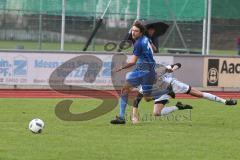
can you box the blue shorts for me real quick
[126,70,156,95]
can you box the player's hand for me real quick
[132,115,139,124]
[132,108,139,124]
[172,63,181,71]
[165,65,173,73]
[165,63,182,73]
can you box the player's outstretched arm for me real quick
[113,55,138,72]
[165,63,181,73]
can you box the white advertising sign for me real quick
[0,52,173,87]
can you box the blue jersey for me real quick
[133,35,156,71]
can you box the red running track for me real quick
[0,89,239,99]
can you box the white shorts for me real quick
[138,76,190,102]
[168,77,190,94]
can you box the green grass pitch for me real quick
[0,40,238,55]
[0,98,240,160]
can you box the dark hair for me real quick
[147,24,155,30]
[133,20,146,33]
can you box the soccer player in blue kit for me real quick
[110,21,171,124]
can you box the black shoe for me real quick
[225,99,237,105]
[110,116,126,124]
[176,101,193,110]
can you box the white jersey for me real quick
[138,75,190,102]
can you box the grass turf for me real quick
[0,98,240,160]
[0,40,238,55]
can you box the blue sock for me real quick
[119,94,128,119]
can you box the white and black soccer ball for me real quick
[29,118,44,134]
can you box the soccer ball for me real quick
[28,118,44,134]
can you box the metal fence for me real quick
[0,0,239,55]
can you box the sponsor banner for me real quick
[0,52,173,87]
[0,52,113,86]
[207,59,219,86]
[204,58,240,87]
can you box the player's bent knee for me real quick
[153,112,161,116]
[153,100,168,116]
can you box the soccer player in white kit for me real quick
[132,63,238,123]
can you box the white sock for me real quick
[202,92,226,104]
[160,106,178,116]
